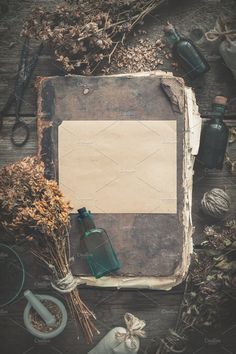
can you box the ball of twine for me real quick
[201,188,231,219]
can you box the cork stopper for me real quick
[213,96,228,106]
[163,23,175,33]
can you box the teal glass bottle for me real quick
[197,96,229,169]
[77,207,121,278]
[164,23,210,80]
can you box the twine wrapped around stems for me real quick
[51,271,82,293]
[0,156,98,343]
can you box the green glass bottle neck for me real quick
[212,103,226,120]
[165,28,181,46]
[80,212,96,235]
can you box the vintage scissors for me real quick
[0,38,43,146]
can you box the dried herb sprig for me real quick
[154,222,236,354]
[0,156,99,343]
[22,0,167,74]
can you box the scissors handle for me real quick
[0,40,43,146]
[11,120,30,147]
[0,93,15,131]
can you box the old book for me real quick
[37,71,201,290]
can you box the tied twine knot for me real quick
[51,271,78,293]
[205,16,236,42]
[115,313,146,350]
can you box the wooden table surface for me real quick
[0,0,236,353]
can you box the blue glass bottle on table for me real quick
[77,207,121,279]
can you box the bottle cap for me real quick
[163,23,175,33]
[78,207,87,215]
[77,207,89,219]
[213,96,228,106]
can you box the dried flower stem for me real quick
[22,0,167,74]
[0,157,98,343]
[155,222,236,353]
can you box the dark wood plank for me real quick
[0,116,36,168]
[0,0,236,116]
[0,288,181,354]
[0,247,182,354]
[0,0,64,115]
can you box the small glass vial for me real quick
[77,207,121,279]
[164,23,210,80]
[197,96,229,169]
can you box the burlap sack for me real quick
[205,16,236,79]
[88,313,146,354]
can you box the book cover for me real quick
[37,71,201,289]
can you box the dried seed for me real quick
[155,39,162,47]
[83,88,89,95]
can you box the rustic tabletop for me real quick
[0,1,236,353]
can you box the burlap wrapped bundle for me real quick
[205,16,236,80]
[88,313,146,354]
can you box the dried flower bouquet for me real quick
[22,0,167,73]
[0,156,98,343]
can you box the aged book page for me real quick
[59,120,177,214]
